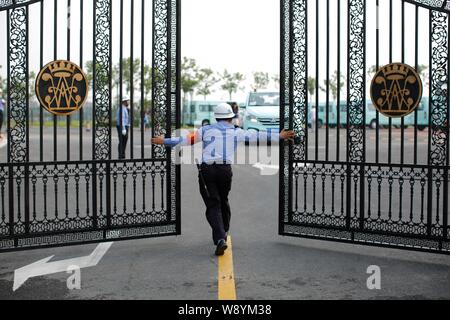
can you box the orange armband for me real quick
[186,131,199,146]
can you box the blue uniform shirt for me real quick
[164,121,280,164]
[116,104,130,128]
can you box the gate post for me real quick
[428,10,449,238]
[279,0,291,234]
[92,0,112,161]
[0,0,181,251]
[152,0,181,231]
[7,5,30,239]
[175,0,181,234]
[92,0,112,232]
[277,0,450,254]
[280,0,308,234]
[347,0,366,232]
[443,167,448,244]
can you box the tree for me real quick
[416,64,428,78]
[220,70,245,101]
[112,58,149,109]
[367,65,377,81]
[414,64,429,88]
[121,58,142,94]
[85,60,119,110]
[86,59,154,110]
[196,68,218,100]
[181,57,199,104]
[251,71,269,92]
[307,76,316,103]
[85,60,116,90]
[272,74,280,89]
[368,64,428,86]
[320,71,346,102]
[84,60,94,87]
[142,64,153,98]
[28,71,36,99]
[5,71,36,100]
[142,63,153,112]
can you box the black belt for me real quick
[202,161,231,166]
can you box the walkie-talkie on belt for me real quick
[196,159,210,198]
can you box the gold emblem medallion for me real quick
[35,60,88,116]
[370,63,423,118]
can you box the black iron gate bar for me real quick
[2,0,449,254]
[280,0,450,254]
[0,0,181,252]
[0,158,176,252]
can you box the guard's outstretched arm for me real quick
[151,129,203,147]
[235,128,295,144]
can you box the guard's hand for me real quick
[280,129,295,140]
[122,129,127,136]
[151,136,165,145]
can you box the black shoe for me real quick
[215,239,228,256]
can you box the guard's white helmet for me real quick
[122,95,130,102]
[214,103,235,119]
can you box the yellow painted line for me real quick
[218,236,237,300]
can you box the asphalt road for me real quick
[0,127,449,300]
[0,163,449,300]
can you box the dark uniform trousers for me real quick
[198,164,233,245]
[116,126,129,159]
[0,110,3,132]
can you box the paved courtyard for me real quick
[0,153,449,299]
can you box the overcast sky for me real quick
[0,0,432,102]
[182,0,280,100]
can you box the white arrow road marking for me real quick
[253,163,309,176]
[253,163,280,176]
[13,242,113,291]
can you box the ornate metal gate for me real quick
[280,0,450,253]
[0,0,180,251]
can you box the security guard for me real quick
[152,103,295,256]
[116,95,131,159]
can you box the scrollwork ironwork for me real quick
[291,0,307,162]
[281,0,449,254]
[93,0,111,160]
[348,0,365,163]
[405,0,450,12]
[152,0,169,159]
[8,6,28,163]
[0,0,40,12]
[430,10,449,166]
[280,0,292,226]
[1,0,181,252]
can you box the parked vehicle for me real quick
[243,92,281,131]
[241,93,431,131]
[309,103,330,128]
[416,97,429,131]
[327,100,415,129]
[182,100,246,127]
[182,100,224,127]
[242,92,333,130]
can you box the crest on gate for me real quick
[370,63,422,118]
[35,60,89,116]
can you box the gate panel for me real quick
[280,0,450,254]
[93,0,112,161]
[8,6,28,164]
[0,0,180,252]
